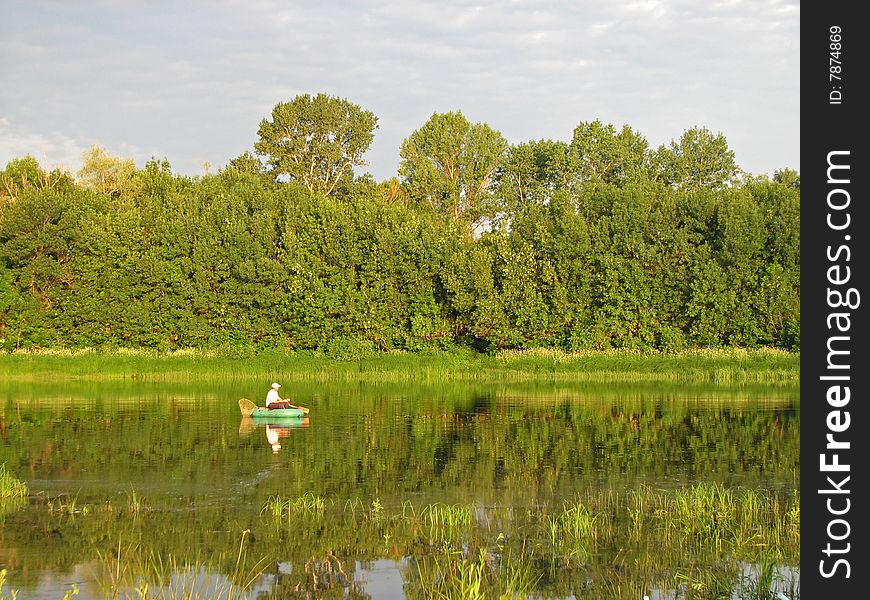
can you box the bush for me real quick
[323,335,376,361]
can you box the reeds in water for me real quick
[91,531,269,600]
[408,546,538,600]
[0,569,17,600]
[421,503,472,544]
[546,501,601,560]
[9,483,799,599]
[264,492,327,522]
[259,484,798,598]
[0,464,27,499]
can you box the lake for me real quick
[1,378,799,599]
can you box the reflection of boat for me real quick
[239,416,310,436]
[254,416,309,429]
[265,420,309,437]
[238,416,310,452]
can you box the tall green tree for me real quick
[1,156,72,204]
[571,120,650,188]
[497,140,577,216]
[773,168,800,189]
[76,145,137,198]
[255,94,378,196]
[653,127,740,191]
[399,111,508,227]
[225,151,264,176]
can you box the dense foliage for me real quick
[0,100,800,353]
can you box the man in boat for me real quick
[265,382,293,409]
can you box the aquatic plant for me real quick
[546,501,601,561]
[47,493,87,516]
[0,464,27,499]
[2,481,799,599]
[422,503,472,544]
[0,569,19,600]
[91,531,269,600]
[61,582,79,600]
[253,486,798,597]
[126,487,150,517]
[265,492,327,522]
[674,563,740,600]
[408,546,537,600]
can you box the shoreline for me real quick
[0,347,799,384]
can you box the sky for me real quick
[1,0,800,182]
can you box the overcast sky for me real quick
[1,0,799,181]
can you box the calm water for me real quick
[0,379,800,599]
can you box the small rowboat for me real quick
[251,406,307,418]
[239,398,309,419]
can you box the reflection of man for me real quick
[266,424,281,453]
[265,382,292,409]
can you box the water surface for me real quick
[0,379,800,598]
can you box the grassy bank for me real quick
[0,347,798,384]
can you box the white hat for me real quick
[271,382,281,389]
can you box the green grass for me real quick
[91,532,269,600]
[0,347,799,384]
[264,492,327,522]
[0,569,17,600]
[0,464,27,499]
[421,503,473,544]
[547,501,602,560]
[408,547,538,600]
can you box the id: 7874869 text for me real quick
[829,25,843,104]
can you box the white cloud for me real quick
[0,118,86,172]
[1,0,799,180]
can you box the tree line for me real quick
[0,94,800,352]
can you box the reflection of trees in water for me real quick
[1,397,800,512]
[0,391,799,596]
[259,553,371,599]
[1,398,799,499]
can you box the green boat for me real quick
[250,406,307,418]
[239,398,309,419]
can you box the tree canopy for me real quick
[0,100,799,353]
[255,94,378,196]
[399,111,508,227]
[653,126,740,191]
[76,145,137,197]
[571,120,650,188]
